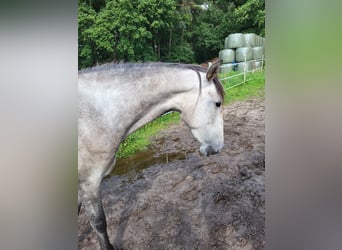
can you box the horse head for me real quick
[182,62,225,156]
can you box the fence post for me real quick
[244,55,247,83]
[261,55,264,70]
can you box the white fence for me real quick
[219,56,264,91]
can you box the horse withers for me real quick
[78,62,224,249]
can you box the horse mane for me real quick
[79,62,209,73]
[79,62,224,101]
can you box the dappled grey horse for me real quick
[78,62,225,249]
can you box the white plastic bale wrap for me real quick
[260,37,264,46]
[225,33,245,49]
[219,49,235,63]
[224,37,229,49]
[243,33,256,47]
[236,61,253,72]
[248,61,254,71]
[252,47,264,60]
[255,36,260,46]
[258,36,265,46]
[258,36,264,46]
[235,47,253,62]
[254,61,262,69]
[249,61,262,70]
[220,63,234,74]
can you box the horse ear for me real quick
[206,61,220,81]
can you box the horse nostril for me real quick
[200,145,220,157]
[206,145,218,156]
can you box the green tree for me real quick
[191,2,229,62]
[78,2,97,69]
[81,0,178,63]
[233,0,265,36]
[191,0,265,62]
[79,0,106,12]
[78,0,265,68]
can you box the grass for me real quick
[220,70,265,104]
[117,70,265,159]
[117,112,180,158]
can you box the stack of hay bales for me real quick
[219,33,265,74]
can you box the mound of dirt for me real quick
[78,98,265,250]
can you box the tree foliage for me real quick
[78,0,265,69]
[233,0,265,36]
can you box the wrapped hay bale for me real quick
[249,61,262,70]
[235,47,253,62]
[224,37,229,49]
[236,61,253,72]
[243,33,256,47]
[257,36,264,46]
[254,36,260,46]
[258,37,264,46]
[225,33,245,49]
[220,63,234,74]
[219,49,235,63]
[252,47,264,60]
[254,61,262,69]
[259,36,265,46]
[236,62,245,72]
[247,61,254,71]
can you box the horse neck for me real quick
[125,68,202,135]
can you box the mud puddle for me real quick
[112,147,186,177]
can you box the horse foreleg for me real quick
[78,191,82,215]
[78,201,82,215]
[83,188,114,250]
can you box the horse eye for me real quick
[215,102,221,107]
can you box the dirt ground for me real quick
[78,98,265,250]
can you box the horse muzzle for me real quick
[200,144,223,157]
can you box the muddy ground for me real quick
[78,98,265,250]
